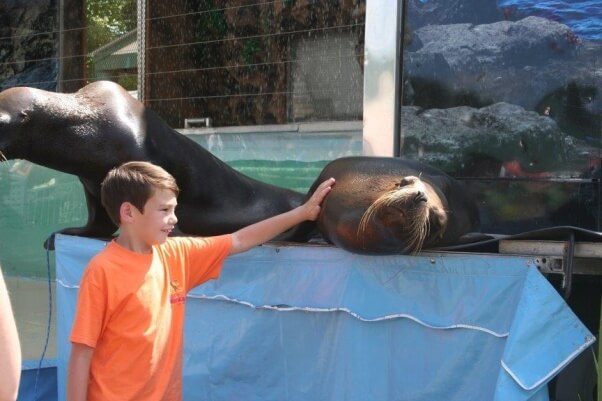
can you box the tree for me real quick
[86,0,136,51]
[86,0,137,89]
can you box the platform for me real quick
[52,234,594,401]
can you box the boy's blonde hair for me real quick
[101,161,180,226]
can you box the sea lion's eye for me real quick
[399,177,418,187]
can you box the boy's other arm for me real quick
[0,268,20,401]
[230,178,335,255]
[67,343,94,401]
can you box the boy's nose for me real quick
[170,214,178,225]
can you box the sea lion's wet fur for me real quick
[0,81,307,246]
[308,157,479,254]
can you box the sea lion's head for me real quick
[0,85,110,165]
[357,175,448,254]
[0,86,37,161]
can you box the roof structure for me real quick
[89,29,137,75]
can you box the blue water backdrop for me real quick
[497,0,602,41]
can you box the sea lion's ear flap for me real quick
[428,207,448,239]
[19,110,29,122]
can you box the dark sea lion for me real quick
[0,81,306,246]
[306,156,480,254]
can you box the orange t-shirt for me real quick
[70,235,233,401]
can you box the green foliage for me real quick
[118,74,138,91]
[194,1,228,40]
[86,0,137,51]
[243,39,262,65]
[206,9,228,37]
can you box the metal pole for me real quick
[57,0,64,92]
[362,0,403,157]
[137,0,146,102]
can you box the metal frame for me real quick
[136,0,146,102]
[499,238,602,298]
[362,0,403,157]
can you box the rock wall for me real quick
[0,0,58,91]
[402,13,601,172]
[145,0,366,128]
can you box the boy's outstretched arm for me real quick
[230,178,335,255]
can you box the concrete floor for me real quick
[5,276,56,361]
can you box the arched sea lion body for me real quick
[0,81,306,243]
[307,156,480,254]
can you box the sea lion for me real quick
[306,156,480,254]
[0,81,306,247]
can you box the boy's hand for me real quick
[230,177,335,255]
[301,178,335,221]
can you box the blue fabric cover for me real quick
[55,234,594,401]
[18,360,57,401]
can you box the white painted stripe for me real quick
[190,293,510,338]
[501,334,596,390]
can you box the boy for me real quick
[67,161,334,401]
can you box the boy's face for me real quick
[131,188,178,246]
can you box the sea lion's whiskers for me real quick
[407,218,428,255]
[416,220,428,252]
[405,208,429,254]
[0,150,13,170]
[357,189,408,239]
[358,188,430,254]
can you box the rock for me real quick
[399,102,578,176]
[411,17,578,73]
[403,16,602,137]
[0,61,57,91]
[0,0,57,90]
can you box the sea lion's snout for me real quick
[414,191,427,203]
[396,176,428,204]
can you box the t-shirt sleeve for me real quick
[171,235,233,290]
[69,262,108,348]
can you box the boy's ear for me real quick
[119,202,137,223]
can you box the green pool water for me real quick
[0,159,328,278]
[228,159,328,193]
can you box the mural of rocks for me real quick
[401,1,601,232]
[0,0,58,91]
[400,102,579,175]
[404,16,601,111]
[398,101,600,232]
[402,13,601,177]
